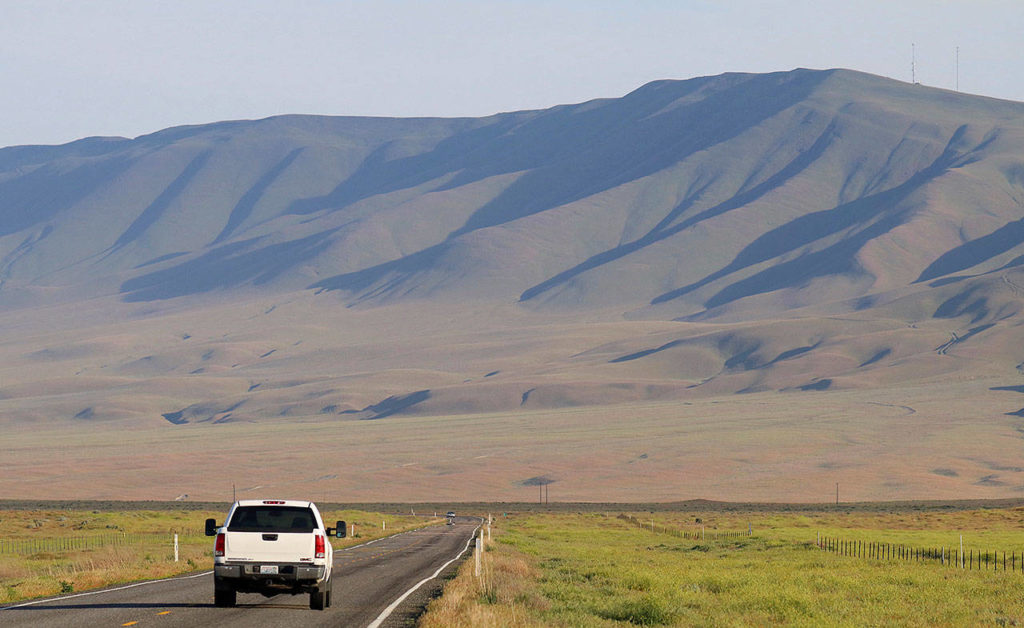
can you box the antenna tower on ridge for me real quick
[955,46,960,91]
[911,43,916,84]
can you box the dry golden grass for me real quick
[421,528,547,628]
[0,537,210,604]
[0,508,429,604]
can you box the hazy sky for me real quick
[3,0,1022,148]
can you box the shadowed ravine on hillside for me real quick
[108,150,213,253]
[310,70,828,298]
[518,119,841,303]
[918,216,1024,283]
[660,124,977,310]
[120,231,338,301]
[213,147,305,245]
[0,155,134,238]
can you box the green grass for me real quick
[425,508,1024,626]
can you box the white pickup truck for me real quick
[205,499,345,610]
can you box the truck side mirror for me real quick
[205,518,218,536]
[336,521,346,538]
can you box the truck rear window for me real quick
[227,506,316,532]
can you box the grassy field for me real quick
[0,507,432,605]
[421,507,1024,626]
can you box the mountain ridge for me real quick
[1,68,1023,323]
[6,71,1024,502]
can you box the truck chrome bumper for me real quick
[215,563,324,581]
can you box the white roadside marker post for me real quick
[173,534,179,562]
[475,535,482,577]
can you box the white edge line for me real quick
[0,570,214,610]
[365,522,481,628]
[2,522,441,612]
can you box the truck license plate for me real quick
[259,565,279,575]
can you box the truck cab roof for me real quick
[233,499,315,508]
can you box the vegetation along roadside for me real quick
[0,507,430,605]
[420,507,1024,626]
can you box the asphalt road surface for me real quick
[1,519,479,628]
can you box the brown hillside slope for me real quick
[2,69,1024,501]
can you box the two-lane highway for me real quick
[1,519,478,628]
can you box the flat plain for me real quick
[4,69,1024,507]
[2,293,1022,504]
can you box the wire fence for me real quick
[0,529,203,556]
[817,534,1024,573]
[618,514,750,541]
[618,515,1019,575]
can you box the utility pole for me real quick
[912,43,916,84]
[955,46,959,91]
[835,483,839,505]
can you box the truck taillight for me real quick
[215,533,225,557]
[315,534,325,559]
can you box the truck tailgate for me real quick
[225,532,315,562]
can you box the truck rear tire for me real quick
[310,588,326,611]
[214,587,236,607]
[313,575,332,610]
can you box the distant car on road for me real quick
[206,499,345,610]
[446,511,455,525]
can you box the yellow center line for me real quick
[122,622,138,627]
[157,610,171,615]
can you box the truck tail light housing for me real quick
[315,534,325,559]
[215,532,225,557]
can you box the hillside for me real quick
[1,68,1021,316]
[2,68,1024,501]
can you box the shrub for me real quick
[598,594,678,625]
